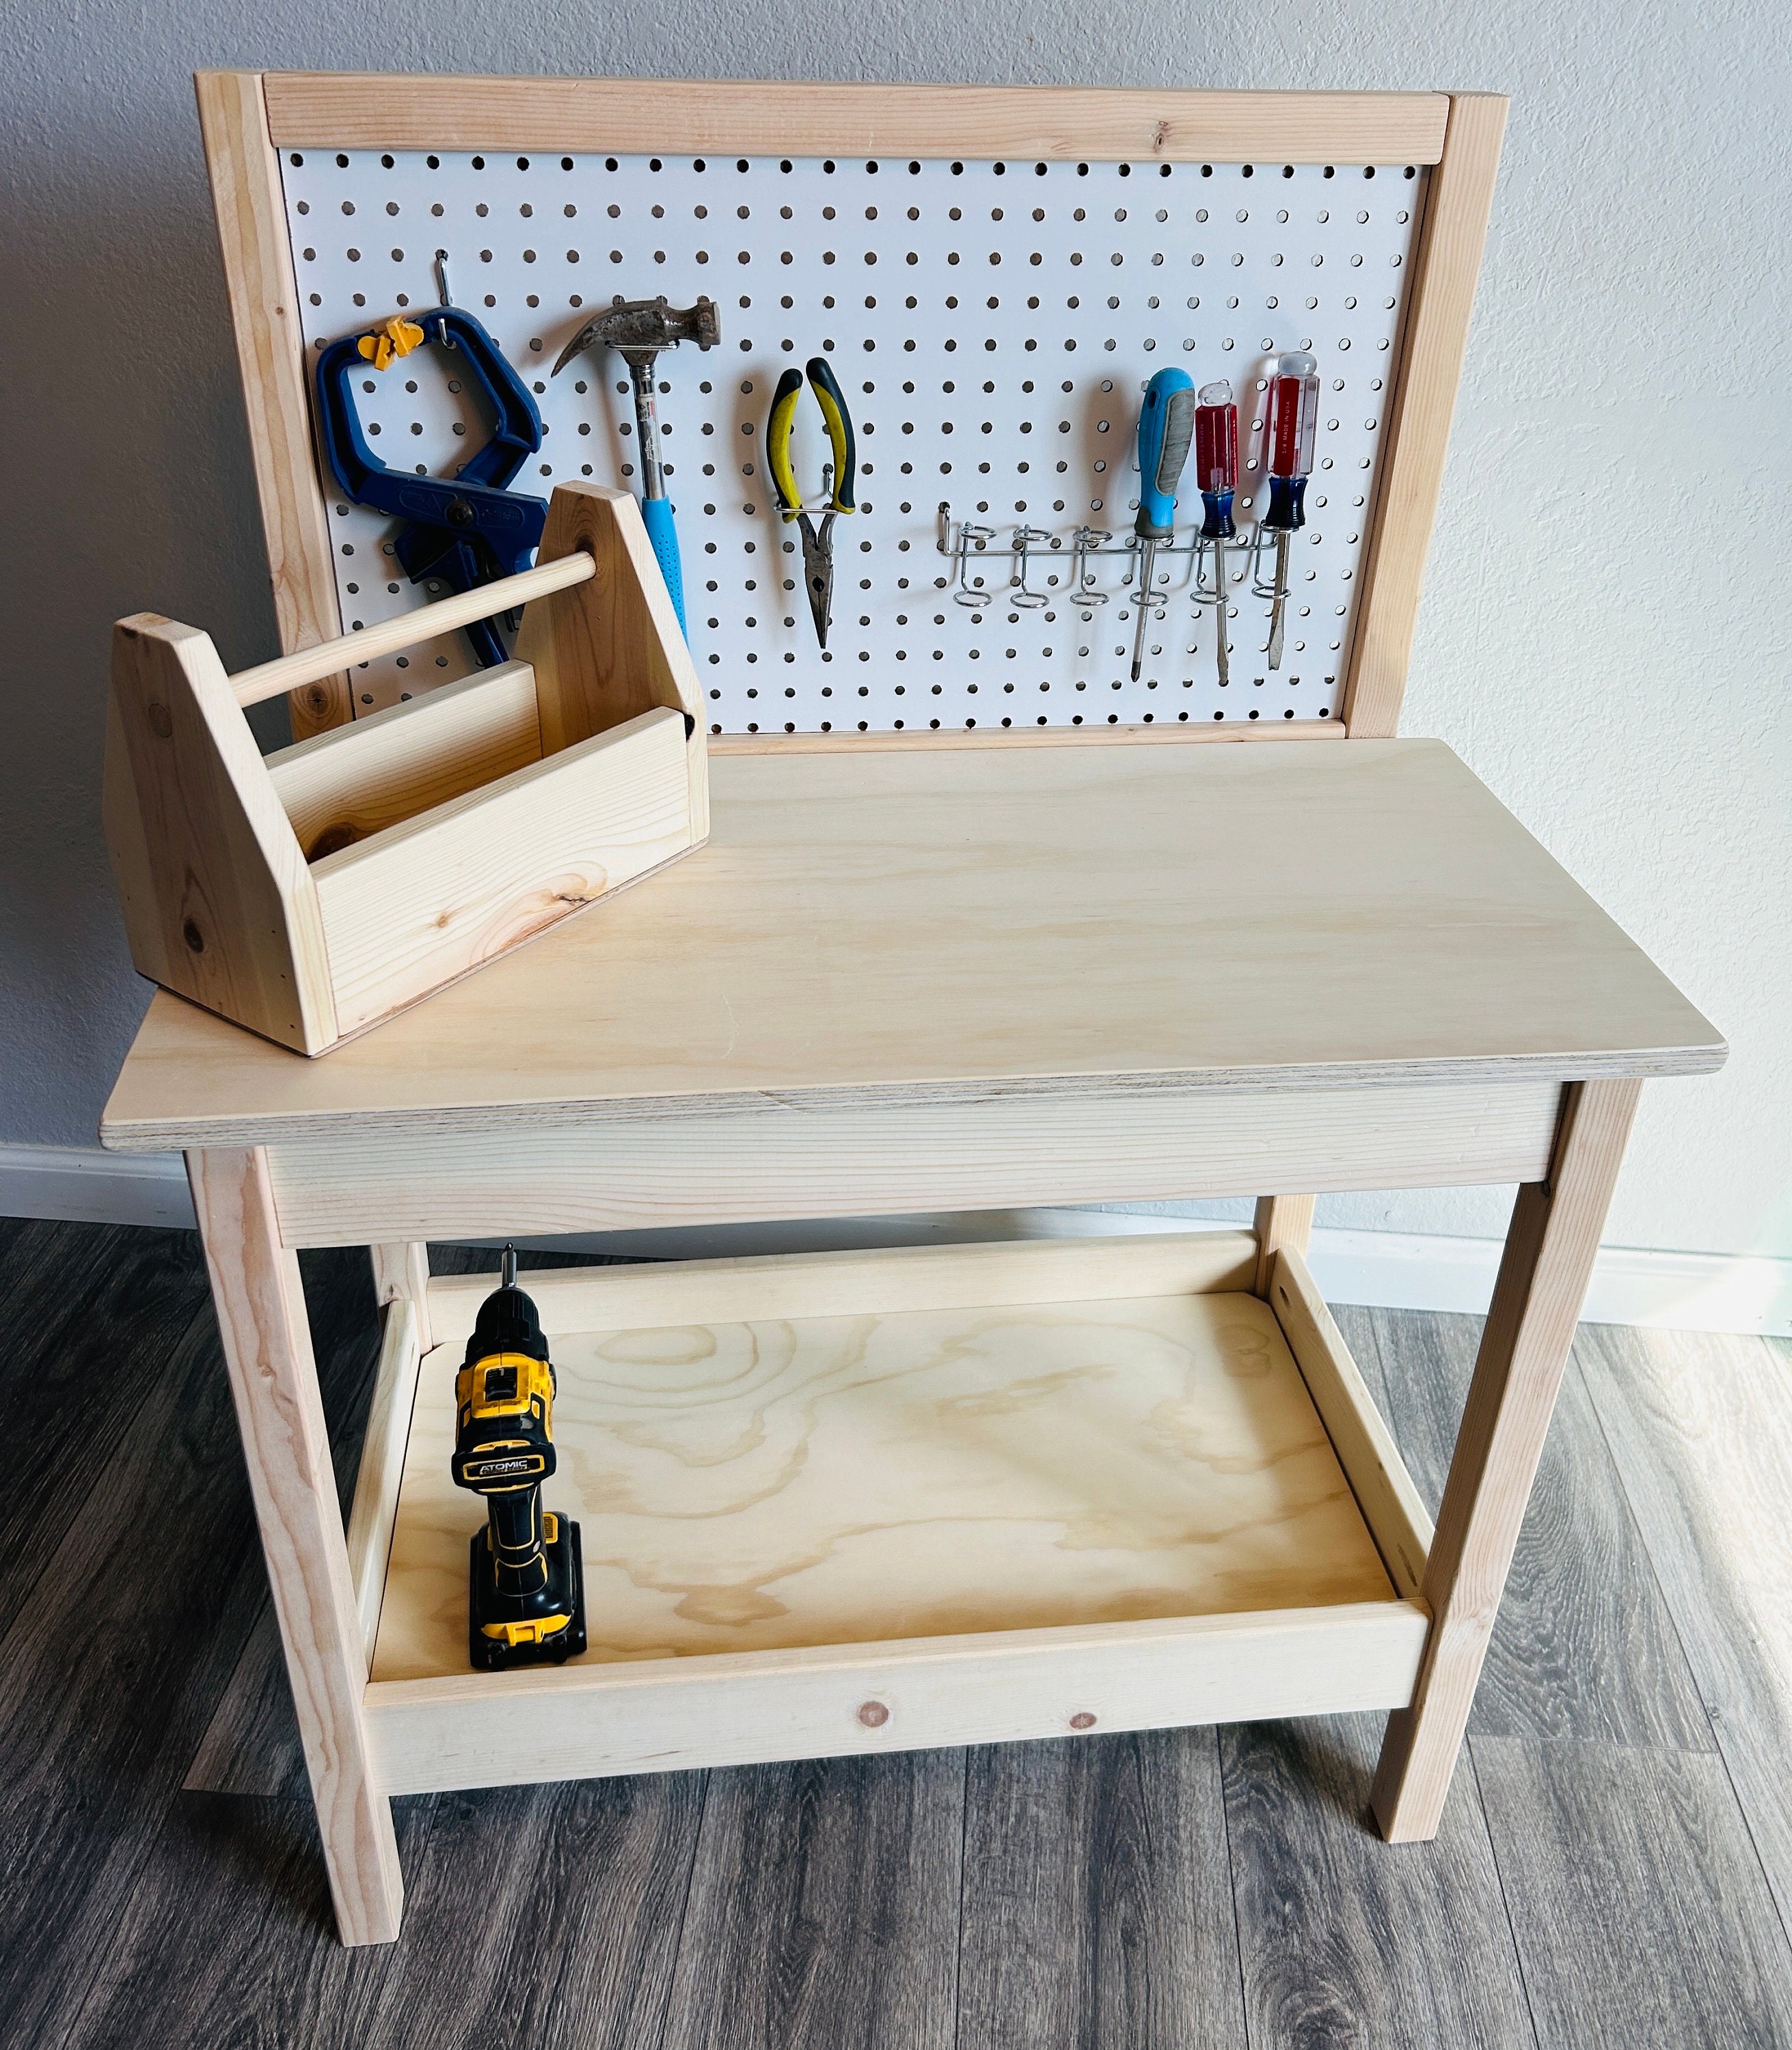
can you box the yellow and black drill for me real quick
[451,1248,586,1670]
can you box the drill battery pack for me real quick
[467,1511,588,1672]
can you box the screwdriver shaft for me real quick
[1130,538,1158,682]
[1267,530,1290,670]
[1212,537,1230,688]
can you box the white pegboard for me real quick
[281,148,1423,731]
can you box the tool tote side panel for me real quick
[281,148,1420,735]
[102,484,709,1055]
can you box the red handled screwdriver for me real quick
[1260,351,1319,670]
[1194,380,1238,688]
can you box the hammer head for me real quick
[552,295,721,375]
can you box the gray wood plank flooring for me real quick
[1471,1736,1792,2048]
[1575,1322,1792,1940]
[1222,1712,1536,2050]
[958,1729,1247,2050]
[1,1222,1787,2049]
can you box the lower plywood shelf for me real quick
[353,1231,1435,1796]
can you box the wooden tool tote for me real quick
[104,484,709,1055]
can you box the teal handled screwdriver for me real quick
[1130,367,1197,682]
[768,356,856,648]
[1259,350,1320,670]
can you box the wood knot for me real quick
[146,702,173,739]
[856,1700,890,1729]
[305,823,359,861]
[1069,1712,1097,1731]
[182,918,205,954]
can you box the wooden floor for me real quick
[3,1218,1791,2048]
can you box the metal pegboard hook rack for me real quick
[938,506,1231,617]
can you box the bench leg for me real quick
[1370,1077,1640,1840]
[370,1240,433,1351]
[187,1147,405,1944]
[1253,1193,1317,1297]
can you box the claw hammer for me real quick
[553,295,720,635]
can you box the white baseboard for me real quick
[0,1143,198,1231]
[4,1145,1787,1336]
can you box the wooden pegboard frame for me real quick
[195,73,1504,741]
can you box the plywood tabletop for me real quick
[101,739,1724,1151]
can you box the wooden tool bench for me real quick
[98,77,1725,1945]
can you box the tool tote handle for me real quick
[229,551,597,709]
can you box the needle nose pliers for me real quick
[767,357,856,650]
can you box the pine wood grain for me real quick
[187,1149,403,1943]
[518,483,709,842]
[1372,1078,1642,1840]
[261,74,1452,164]
[708,718,1346,754]
[959,1730,1247,2050]
[373,1284,1394,1681]
[1471,1736,1792,2049]
[193,70,347,737]
[187,1246,392,1801]
[343,1299,421,1665]
[422,1230,1260,1341]
[1253,1193,1316,1296]
[1271,1252,1433,1602]
[1337,1306,1714,1751]
[309,705,694,1039]
[265,661,543,859]
[1577,1323,1792,1935]
[662,1752,962,2050]
[1342,94,1508,738]
[369,1240,433,1350]
[258,1080,1563,1247]
[100,740,1725,1155]
[1223,1712,1535,2049]
[230,553,593,709]
[106,614,337,1054]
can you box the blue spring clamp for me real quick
[314,307,549,669]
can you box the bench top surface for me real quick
[101,737,1724,1151]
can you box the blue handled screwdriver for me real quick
[1130,368,1197,682]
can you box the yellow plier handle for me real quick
[767,357,857,523]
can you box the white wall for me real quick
[1,0,1785,1263]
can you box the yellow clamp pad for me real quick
[357,316,426,372]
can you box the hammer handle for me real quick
[640,497,687,637]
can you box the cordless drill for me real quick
[451,1248,586,1671]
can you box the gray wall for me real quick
[3,1,1787,1259]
